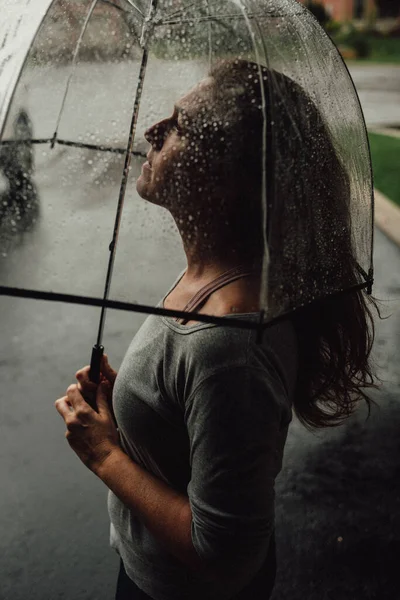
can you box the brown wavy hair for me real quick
[209,59,380,429]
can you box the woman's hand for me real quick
[75,354,117,420]
[55,380,121,473]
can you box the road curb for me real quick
[369,127,400,139]
[374,188,400,248]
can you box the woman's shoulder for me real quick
[184,316,298,396]
[192,314,297,358]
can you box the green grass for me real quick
[368,132,400,207]
[364,37,400,64]
[333,34,400,64]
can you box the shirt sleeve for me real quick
[184,364,289,571]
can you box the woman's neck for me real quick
[173,224,261,283]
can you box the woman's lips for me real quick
[143,161,152,171]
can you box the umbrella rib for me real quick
[355,263,370,283]
[206,0,213,69]
[0,138,146,157]
[158,3,303,26]
[95,0,158,348]
[251,13,274,307]
[50,0,100,148]
[0,286,262,330]
[159,13,269,26]
[99,0,126,13]
[334,39,376,281]
[123,0,145,17]
[55,138,145,156]
[0,283,372,329]
[159,0,268,22]
[96,50,149,347]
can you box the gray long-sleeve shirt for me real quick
[108,270,298,600]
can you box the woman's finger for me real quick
[75,366,91,382]
[55,396,73,419]
[66,383,91,414]
[75,367,98,397]
[77,380,98,394]
[95,381,113,416]
[101,355,117,384]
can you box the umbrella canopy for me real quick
[0,0,55,135]
[0,0,374,340]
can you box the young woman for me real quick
[55,60,377,600]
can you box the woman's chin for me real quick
[136,176,149,200]
[136,182,165,208]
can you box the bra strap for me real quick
[175,265,257,325]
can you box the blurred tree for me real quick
[304,1,331,28]
[375,0,400,18]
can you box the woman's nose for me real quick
[145,120,168,150]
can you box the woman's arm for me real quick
[95,448,208,575]
[55,380,208,576]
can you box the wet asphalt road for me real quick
[0,63,400,599]
[348,63,400,127]
[1,227,399,600]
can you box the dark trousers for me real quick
[115,532,276,600]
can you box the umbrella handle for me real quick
[85,344,105,410]
[89,344,104,384]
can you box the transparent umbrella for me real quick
[0,0,374,393]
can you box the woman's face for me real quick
[136,77,223,211]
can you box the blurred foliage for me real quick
[386,22,400,39]
[333,30,400,62]
[367,36,400,62]
[304,1,331,27]
[375,0,400,18]
[303,0,400,62]
[369,132,400,208]
[325,20,342,36]
[335,24,372,58]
